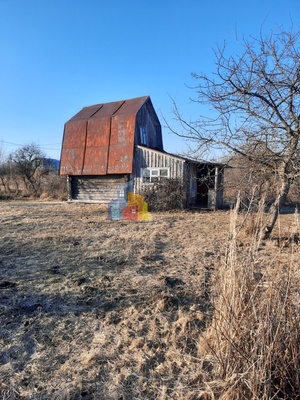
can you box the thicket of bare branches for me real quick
[0,143,67,200]
[222,152,280,209]
[12,143,46,193]
[222,152,300,210]
[168,27,300,237]
[141,179,187,211]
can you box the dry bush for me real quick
[198,199,300,399]
[141,179,186,211]
[223,155,278,209]
[40,174,68,200]
[0,173,67,200]
[287,177,300,205]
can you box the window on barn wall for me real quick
[141,168,170,183]
[118,188,125,198]
[140,126,148,145]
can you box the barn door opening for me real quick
[197,181,209,207]
[196,165,210,208]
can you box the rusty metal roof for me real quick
[60,96,150,176]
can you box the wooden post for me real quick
[67,175,72,201]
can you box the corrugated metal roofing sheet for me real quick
[70,104,103,121]
[60,96,150,176]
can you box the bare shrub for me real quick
[40,174,68,200]
[12,143,46,194]
[198,200,300,399]
[141,179,186,211]
[287,177,300,205]
[223,155,278,210]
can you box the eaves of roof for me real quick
[136,145,225,166]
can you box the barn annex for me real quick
[59,96,224,209]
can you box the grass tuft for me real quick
[198,199,300,399]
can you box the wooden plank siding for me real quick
[69,175,128,203]
[132,146,224,209]
[134,99,163,150]
[66,146,224,208]
[132,145,188,194]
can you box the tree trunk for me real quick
[263,174,290,240]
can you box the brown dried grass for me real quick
[0,201,299,399]
[198,199,300,399]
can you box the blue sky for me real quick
[0,0,299,160]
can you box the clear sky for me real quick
[0,0,299,160]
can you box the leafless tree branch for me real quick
[167,27,300,238]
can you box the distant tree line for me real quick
[0,143,67,200]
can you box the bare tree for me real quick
[12,143,46,194]
[168,27,300,238]
[0,159,12,193]
[223,141,281,208]
[0,148,15,194]
[0,152,8,194]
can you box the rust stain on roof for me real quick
[60,96,149,176]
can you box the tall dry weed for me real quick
[199,198,300,399]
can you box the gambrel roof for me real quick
[60,96,162,176]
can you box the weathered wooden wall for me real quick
[134,99,163,150]
[132,146,224,209]
[132,146,187,193]
[215,166,224,209]
[69,175,128,203]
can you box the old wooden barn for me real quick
[59,95,224,209]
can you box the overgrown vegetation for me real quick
[141,179,187,211]
[198,198,300,399]
[0,143,67,200]
[168,27,300,238]
[223,154,300,210]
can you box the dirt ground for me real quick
[0,201,298,399]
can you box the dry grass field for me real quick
[0,201,299,399]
